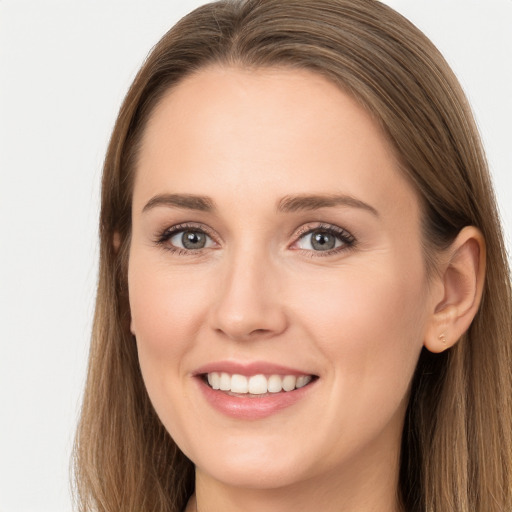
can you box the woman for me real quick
[73,1,512,511]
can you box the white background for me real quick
[0,1,510,511]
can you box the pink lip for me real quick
[193,360,318,420]
[194,360,313,377]
[196,378,316,420]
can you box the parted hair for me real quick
[73,1,512,511]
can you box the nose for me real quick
[209,248,288,341]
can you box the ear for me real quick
[424,226,486,353]
[113,231,121,252]
[112,231,136,335]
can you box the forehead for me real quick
[134,65,419,222]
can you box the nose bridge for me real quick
[210,242,287,340]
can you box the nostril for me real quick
[249,328,271,336]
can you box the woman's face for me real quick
[128,67,438,492]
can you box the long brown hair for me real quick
[73,1,512,510]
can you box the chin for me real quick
[197,453,309,490]
[175,427,312,489]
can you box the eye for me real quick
[156,224,217,253]
[171,229,212,250]
[293,225,355,253]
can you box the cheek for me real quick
[128,259,216,453]
[289,259,427,409]
[129,260,208,352]
[283,264,427,468]
[127,252,213,414]
[292,258,426,337]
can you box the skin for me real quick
[128,66,482,512]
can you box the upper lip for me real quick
[193,360,316,377]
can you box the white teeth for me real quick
[206,372,314,394]
[208,372,220,390]
[267,374,283,393]
[219,372,231,391]
[248,374,268,394]
[296,375,312,388]
[231,374,249,393]
[282,375,296,391]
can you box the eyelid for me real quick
[290,222,356,254]
[154,222,220,252]
[153,221,356,256]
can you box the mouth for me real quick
[194,361,318,419]
[202,372,317,397]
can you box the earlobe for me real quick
[113,231,121,252]
[113,230,135,334]
[424,226,486,353]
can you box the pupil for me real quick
[311,231,335,251]
[182,231,206,249]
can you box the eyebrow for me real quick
[277,194,379,216]
[142,193,215,213]
[141,192,378,217]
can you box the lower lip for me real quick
[196,377,316,420]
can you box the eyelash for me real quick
[154,222,356,257]
[292,223,356,257]
[155,223,219,256]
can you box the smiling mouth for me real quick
[203,372,317,397]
